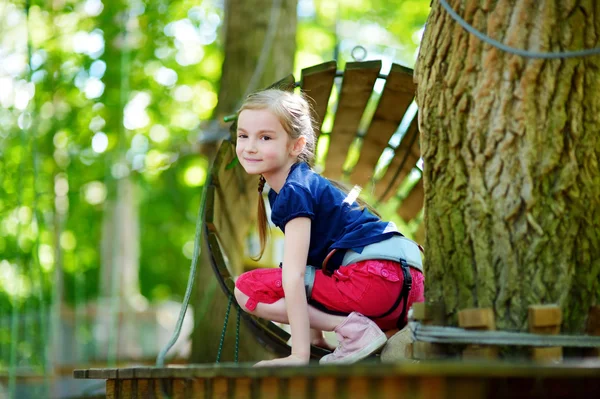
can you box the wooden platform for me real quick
[74,360,600,398]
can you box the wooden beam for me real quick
[586,305,600,357]
[351,64,416,186]
[528,304,563,363]
[458,308,498,360]
[397,178,424,222]
[300,61,337,136]
[324,61,381,179]
[374,117,420,201]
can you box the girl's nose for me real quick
[246,139,258,152]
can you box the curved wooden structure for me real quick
[203,60,423,359]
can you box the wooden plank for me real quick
[374,117,420,201]
[121,379,133,397]
[347,377,369,399]
[106,380,116,399]
[260,377,279,399]
[459,308,498,360]
[528,305,562,329]
[213,377,229,399]
[381,377,412,399]
[266,73,296,91]
[314,376,336,397]
[173,379,189,399]
[351,64,416,186]
[287,377,308,399]
[233,377,251,399]
[301,61,337,135]
[207,232,236,292]
[586,306,600,357]
[154,379,170,399]
[458,308,496,330]
[528,305,562,363]
[193,379,206,399]
[324,61,381,179]
[397,178,424,222]
[137,379,151,398]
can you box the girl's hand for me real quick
[253,354,310,367]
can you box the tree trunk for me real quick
[191,0,298,362]
[415,0,600,333]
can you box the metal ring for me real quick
[351,45,367,61]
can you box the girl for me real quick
[233,89,425,366]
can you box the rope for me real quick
[215,294,242,364]
[411,322,600,347]
[216,294,233,364]
[155,179,208,367]
[235,304,241,363]
[439,0,600,59]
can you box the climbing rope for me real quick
[411,322,600,347]
[155,179,208,367]
[439,0,600,59]
[215,294,241,364]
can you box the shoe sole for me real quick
[319,333,388,365]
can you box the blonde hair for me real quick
[238,89,379,261]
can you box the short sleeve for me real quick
[270,183,315,230]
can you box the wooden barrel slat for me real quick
[301,61,337,136]
[351,64,416,186]
[397,178,424,222]
[374,117,420,201]
[260,377,279,399]
[324,61,381,179]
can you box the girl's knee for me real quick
[234,286,252,313]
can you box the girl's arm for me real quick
[281,216,312,361]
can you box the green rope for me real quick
[234,304,241,363]
[216,294,233,364]
[155,180,208,367]
[216,294,241,364]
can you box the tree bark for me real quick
[191,0,298,362]
[415,0,600,333]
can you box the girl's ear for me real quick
[290,136,306,156]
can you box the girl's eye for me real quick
[261,136,272,141]
[237,133,247,139]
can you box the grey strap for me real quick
[342,235,423,272]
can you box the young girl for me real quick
[233,89,425,366]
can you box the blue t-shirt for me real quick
[268,162,400,268]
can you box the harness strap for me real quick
[368,259,412,328]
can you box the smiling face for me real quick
[236,108,304,191]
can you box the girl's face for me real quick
[236,109,302,182]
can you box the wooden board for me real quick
[397,178,424,222]
[374,116,420,201]
[323,61,381,179]
[300,61,337,136]
[75,361,600,399]
[351,64,416,186]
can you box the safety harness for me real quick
[305,235,424,329]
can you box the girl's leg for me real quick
[234,287,346,331]
[310,329,336,350]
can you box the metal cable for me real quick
[411,322,600,347]
[439,0,600,59]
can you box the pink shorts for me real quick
[235,259,425,331]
